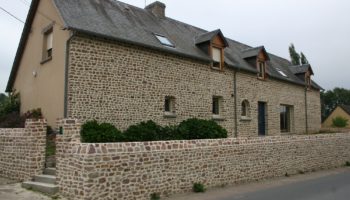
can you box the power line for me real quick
[0,6,25,23]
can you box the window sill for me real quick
[212,115,225,121]
[163,112,177,118]
[40,56,52,65]
[211,66,223,71]
[240,116,251,121]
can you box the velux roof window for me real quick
[276,68,288,77]
[155,34,174,47]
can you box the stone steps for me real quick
[21,168,58,195]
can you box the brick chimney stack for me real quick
[145,1,166,18]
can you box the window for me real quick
[43,29,53,61]
[280,105,293,133]
[164,96,176,117]
[212,47,223,69]
[212,96,221,115]
[276,68,288,77]
[241,100,250,118]
[258,61,265,79]
[155,34,174,47]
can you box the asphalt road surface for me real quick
[222,169,350,200]
[169,168,350,200]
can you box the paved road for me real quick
[222,169,350,200]
[169,168,350,200]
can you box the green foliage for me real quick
[150,193,160,200]
[178,118,227,140]
[300,52,309,64]
[321,88,350,121]
[81,120,124,143]
[123,120,162,142]
[192,182,206,193]
[332,116,349,128]
[289,43,301,65]
[345,161,350,167]
[0,91,20,117]
[0,93,7,104]
[81,118,228,143]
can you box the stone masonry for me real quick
[0,119,47,181]
[56,119,350,200]
[66,35,321,137]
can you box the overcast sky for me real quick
[1,0,350,93]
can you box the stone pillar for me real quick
[56,118,81,143]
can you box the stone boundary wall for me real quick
[56,119,350,200]
[0,119,47,181]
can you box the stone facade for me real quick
[56,119,350,200]
[66,35,321,137]
[0,119,47,181]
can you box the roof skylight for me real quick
[155,34,174,47]
[276,68,288,77]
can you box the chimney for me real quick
[145,1,166,18]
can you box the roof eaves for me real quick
[6,0,40,92]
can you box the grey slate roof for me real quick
[242,46,269,60]
[289,64,313,75]
[195,29,228,47]
[6,0,322,91]
[340,105,350,115]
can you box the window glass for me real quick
[155,34,174,47]
[212,47,221,63]
[164,96,175,113]
[212,97,221,115]
[258,62,265,78]
[280,105,291,132]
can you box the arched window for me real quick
[241,100,250,117]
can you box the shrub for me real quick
[192,182,206,193]
[0,91,20,117]
[346,161,350,167]
[178,118,227,140]
[81,120,124,143]
[159,125,181,141]
[0,112,26,128]
[123,120,162,142]
[332,116,349,128]
[150,193,160,200]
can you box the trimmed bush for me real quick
[81,120,124,143]
[332,116,349,128]
[123,120,162,142]
[150,193,160,200]
[178,118,227,140]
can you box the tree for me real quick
[0,93,7,104]
[300,52,309,64]
[321,88,350,121]
[289,43,301,65]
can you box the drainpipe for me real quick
[304,86,308,134]
[64,31,75,118]
[233,70,238,137]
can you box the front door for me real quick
[258,102,266,136]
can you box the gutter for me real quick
[64,31,75,118]
[305,86,309,134]
[233,69,238,137]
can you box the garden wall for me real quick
[56,119,350,200]
[0,119,47,181]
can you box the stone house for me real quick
[6,0,322,137]
[322,105,350,128]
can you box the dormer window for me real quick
[155,34,174,48]
[212,46,223,69]
[258,61,266,79]
[306,75,311,88]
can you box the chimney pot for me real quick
[145,1,166,18]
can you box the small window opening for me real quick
[241,100,250,117]
[280,105,293,133]
[43,29,53,60]
[212,96,222,115]
[212,47,223,69]
[164,96,175,113]
[155,34,175,47]
[258,61,265,79]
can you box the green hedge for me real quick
[81,120,124,143]
[81,118,227,143]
